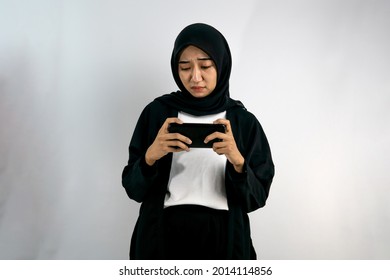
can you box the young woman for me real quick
[122,23,274,259]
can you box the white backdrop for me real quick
[0,0,389,259]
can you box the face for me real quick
[178,45,217,98]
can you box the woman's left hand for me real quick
[204,119,245,173]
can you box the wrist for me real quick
[233,157,245,173]
[145,151,156,166]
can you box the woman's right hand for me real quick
[145,118,192,166]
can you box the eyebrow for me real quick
[178,58,212,64]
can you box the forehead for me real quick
[179,45,210,60]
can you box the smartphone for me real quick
[168,123,226,148]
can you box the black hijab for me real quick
[156,23,244,116]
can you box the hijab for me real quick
[156,23,244,116]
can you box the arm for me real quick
[206,111,274,213]
[122,105,191,202]
[121,105,160,202]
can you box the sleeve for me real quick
[226,112,275,213]
[121,104,161,203]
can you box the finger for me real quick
[164,133,192,145]
[213,118,228,124]
[167,140,190,151]
[166,117,184,125]
[213,119,231,133]
[212,145,225,155]
[212,140,226,150]
[162,117,184,133]
[213,142,230,155]
[204,131,228,144]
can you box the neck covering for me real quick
[156,23,244,116]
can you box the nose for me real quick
[190,65,202,83]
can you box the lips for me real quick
[191,86,205,92]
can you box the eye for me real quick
[201,65,212,70]
[179,67,191,71]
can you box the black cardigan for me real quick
[122,99,274,259]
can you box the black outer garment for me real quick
[122,99,275,260]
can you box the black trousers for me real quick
[162,205,228,260]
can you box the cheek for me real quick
[178,72,191,91]
[209,72,217,89]
[178,72,188,84]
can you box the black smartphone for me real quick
[168,123,226,148]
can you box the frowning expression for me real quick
[178,45,217,98]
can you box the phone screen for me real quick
[168,123,226,148]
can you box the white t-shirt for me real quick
[164,111,228,210]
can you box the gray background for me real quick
[1,0,389,259]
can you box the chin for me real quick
[191,94,208,98]
[188,91,212,99]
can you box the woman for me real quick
[122,23,274,259]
